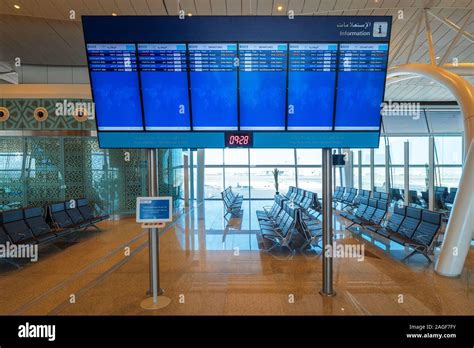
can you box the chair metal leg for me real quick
[90,224,102,232]
[402,249,432,263]
[402,250,418,262]
[421,252,432,263]
[346,221,355,229]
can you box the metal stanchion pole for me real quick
[320,148,336,297]
[141,149,170,310]
[147,149,155,295]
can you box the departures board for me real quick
[82,16,391,149]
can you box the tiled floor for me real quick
[0,200,473,315]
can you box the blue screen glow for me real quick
[239,43,288,131]
[288,43,337,130]
[189,44,238,130]
[138,44,190,131]
[335,43,388,130]
[87,43,143,131]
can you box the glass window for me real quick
[361,149,371,165]
[296,149,321,165]
[250,167,295,199]
[335,167,343,188]
[426,110,463,133]
[250,168,276,199]
[435,136,463,165]
[205,149,223,165]
[353,165,360,190]
[374,142,385,165]
[224,167,249,198]
[389,137,429,165]
[297,168,322,196]
[391,167,404,189]
[374,167,385,190]
[382,112,428,134]
[388,137,405,165]
[224,148,249,165]
[352,150,358,165]
[204,168,223,199]
[250,149,295,165]
[361,167,371,190]
[437,167,462,188]
[409,167,428,192]
[406,137,429,165]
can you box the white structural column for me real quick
[388,63,474,277]
[404,141,410,206]
[370,149,375,192]
[436,141,474,276]
[343,149,353,188]
[190,149,195,202]
[183,154,189,207]
[196,149,205,203]
[385,144,391,193]
[429,137,435,211]
[358,150,362,191]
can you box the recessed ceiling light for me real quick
[277,5,283,11]
[14,4,20,9]
[112,13,117,16]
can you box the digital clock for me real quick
[225,132,253,148]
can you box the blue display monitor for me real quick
[239,43,287,130]
[287,43,337,130]
[189,43,238,130]
[86,43,144,131]
[138,43,190,131]
[335,43,389,130]
[82,16,391,148]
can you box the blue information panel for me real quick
[136,197,172,222]
[189,43,238,130]
[239,43,288,130]
[287,43,337,130]
[86,43,144,131]
[335,43,389,130]
[138,44,190,131]
[82,16,392,148]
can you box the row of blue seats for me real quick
[221,187,243,217]
[341,200,442,262]
[334,187,390,210]
[0,198,109,247]
[256,196,296,249]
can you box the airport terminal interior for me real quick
[0,1,473,317]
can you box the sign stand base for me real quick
[140,295,171,310]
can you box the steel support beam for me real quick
[320,148,335,297]
[423,9,436,65]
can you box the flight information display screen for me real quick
[189,43,238,130]
[335,43,389,130]
[239,43,288,130]
[83,16,391,148]
[287,43,337,130]
[86,43,143,131]
[138,44,190,130]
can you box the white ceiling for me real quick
[0,0,473,101]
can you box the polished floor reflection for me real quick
[0,200,473,315]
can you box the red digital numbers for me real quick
[226,133,252,147]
